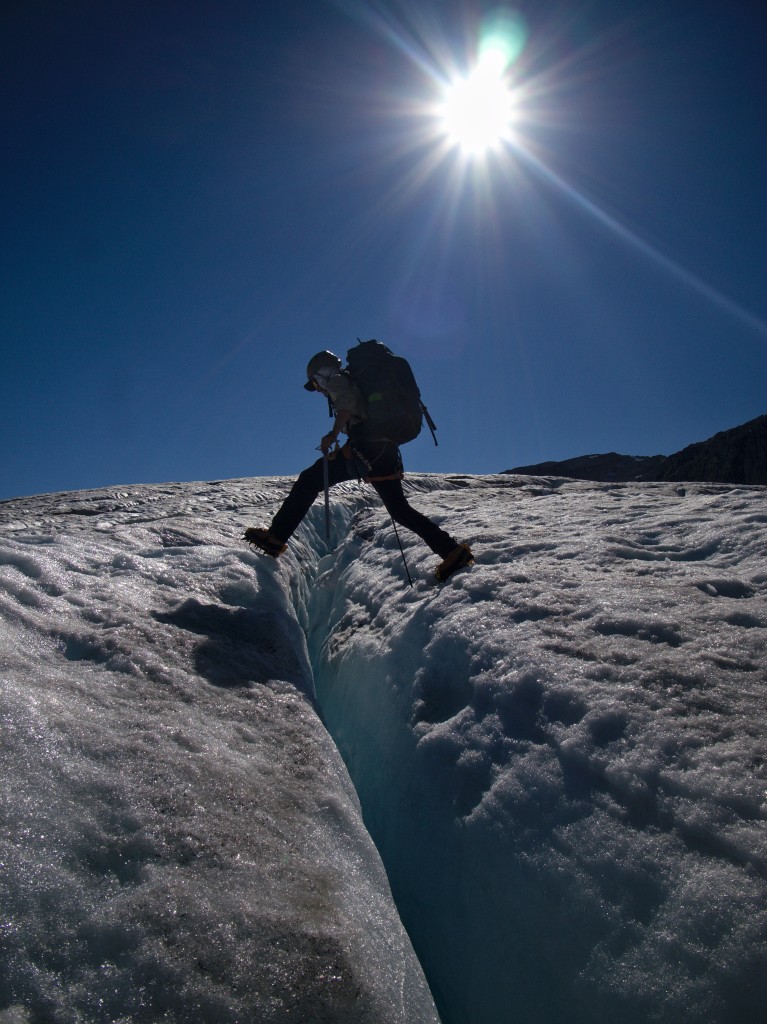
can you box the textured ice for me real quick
[0,480,439,1023]
[306,475,767,1024]
[1,473,766,1024]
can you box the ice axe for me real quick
[323,449,331,542]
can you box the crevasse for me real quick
[296,476,767,1024]
[0,479,442,1024]
[2,475,765,1024]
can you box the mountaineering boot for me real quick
[243,527,287,558]
[435,543,474,582]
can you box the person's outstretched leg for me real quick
[245,453,350,554]
[372,478,458,558]
[270,453,350,542]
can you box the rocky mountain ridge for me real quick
[507,412,767,485]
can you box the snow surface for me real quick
[1,473,766,1024]
[0,480,439,1024]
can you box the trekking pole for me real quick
[390,517,413,588]
[323,450,331,543]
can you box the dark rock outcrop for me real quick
[506,413,767,485]
[657,414,767,485]
[508,452,666,483]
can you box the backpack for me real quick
[345,340,438,446]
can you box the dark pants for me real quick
[270,442,458,558]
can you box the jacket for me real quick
[324,371,367,429]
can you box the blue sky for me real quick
[2,0,765,500]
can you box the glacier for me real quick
[1,473,765,1023]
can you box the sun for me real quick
[438,49,517,156]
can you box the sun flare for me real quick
[439,50,517,156]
